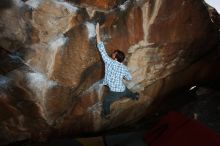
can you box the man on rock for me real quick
[96,23,140,119]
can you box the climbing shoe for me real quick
[101,111,110,120]
[133,92,140,100]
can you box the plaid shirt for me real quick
[97,41,132,92]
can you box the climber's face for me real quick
[111,51,117,60]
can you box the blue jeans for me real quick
[102,87,137,116]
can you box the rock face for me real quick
[0,0,219,145]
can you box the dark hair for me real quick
[114,50,125,63]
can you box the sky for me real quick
[205,0,220,13]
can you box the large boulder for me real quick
[0,0,219,145]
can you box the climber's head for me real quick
[111,50,125,63]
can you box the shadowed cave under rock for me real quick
[0,0,220,145]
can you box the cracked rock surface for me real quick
[0,0,219,145]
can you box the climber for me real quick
[96,23,140,119]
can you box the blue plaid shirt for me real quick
[97,41,132,92]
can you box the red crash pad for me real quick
[144,112,220,146]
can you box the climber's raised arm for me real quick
[96,23,112,63]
